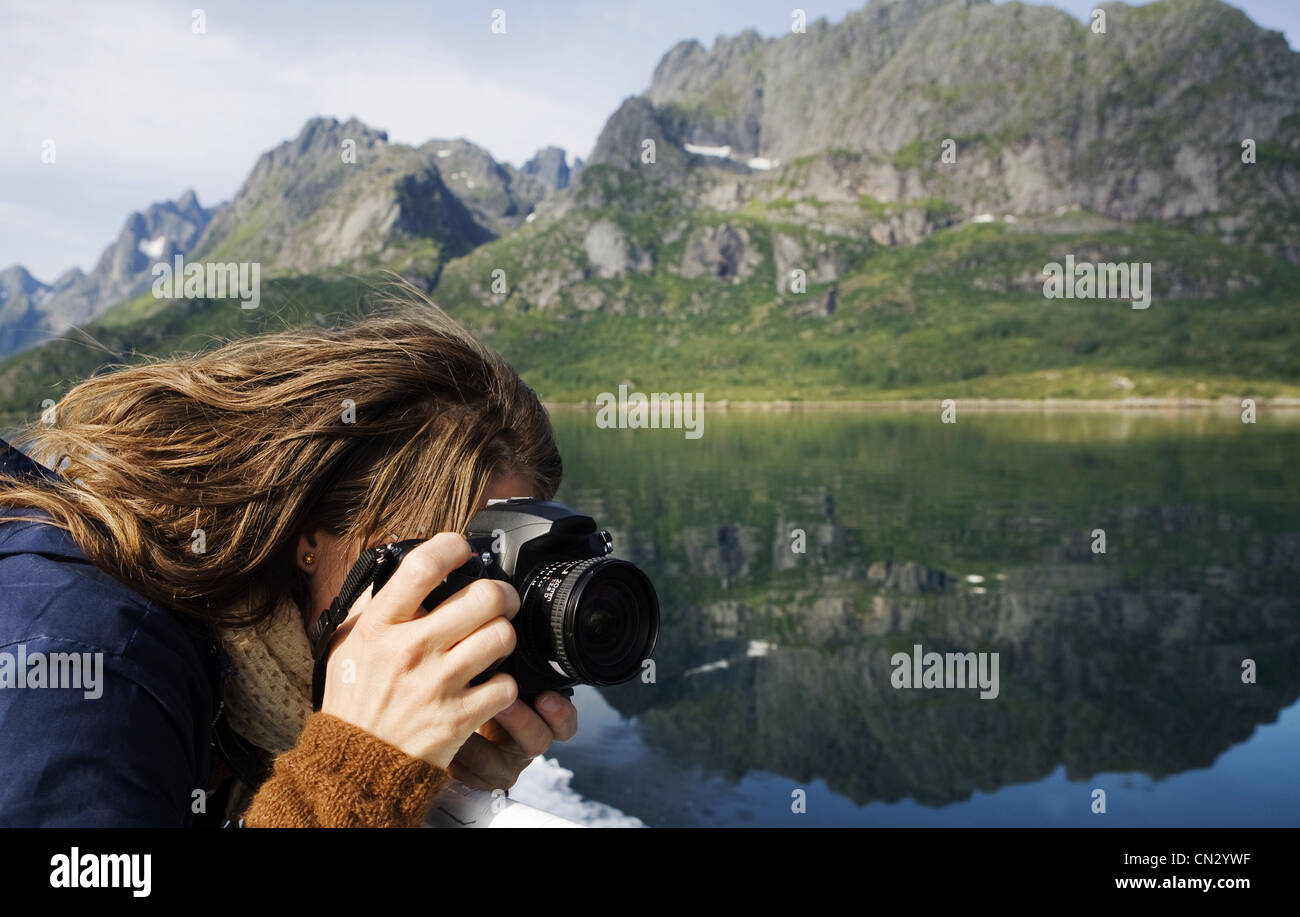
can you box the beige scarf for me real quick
[218,590,316,755]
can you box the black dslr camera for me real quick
[369,499,659,699]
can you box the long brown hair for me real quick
[0,292,562,628]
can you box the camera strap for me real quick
[306,544,391,711]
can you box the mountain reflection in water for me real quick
[542,409,1300,826]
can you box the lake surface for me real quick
[536,409,1300,827]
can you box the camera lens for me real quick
[523,557,659,685]
[576,580,640,668]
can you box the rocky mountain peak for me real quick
[591,0,1300,262]
[522,146,573,191]
[293,116,389,157]
[0,265,44,300]
[0,190,215,360]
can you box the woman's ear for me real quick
[295,530,322,575]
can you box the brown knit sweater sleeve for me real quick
[243,712,453,827]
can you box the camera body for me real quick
[370,499,659,699]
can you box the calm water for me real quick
[541,409,1300,827]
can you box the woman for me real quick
[0,296,578,827]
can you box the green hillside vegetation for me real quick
[3,202,1297,430]
[418,173,1300,402]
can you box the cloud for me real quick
[0,201,104,279]
[0,0,610,275]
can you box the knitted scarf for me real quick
[217,590,316,755]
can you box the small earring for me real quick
[303,553,315,566]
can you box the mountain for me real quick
[0,265,77,358]
[1,0,1298,421]
[417,137,551,236]
[422,0,1300,398]
[0,191,213,360]
[190,117,548,277]
[47,190,213,328]
[522,146,584,191]
[585,0,1299,259]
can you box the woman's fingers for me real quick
[530,691,579,742]
[419,578,520,652]
[466,695,580,770]
[448,695,581,791]
[457,671,519,726]
[447,732,513,790]
[318,530,528,771]
[440,612,517,686]
[480,699,556,757]
[363,532,471,629]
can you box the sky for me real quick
[1,0,1296,281]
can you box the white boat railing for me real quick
[425,781,584,828]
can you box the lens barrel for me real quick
[523,556,659,686]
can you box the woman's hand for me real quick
[319,532,522,771]
[448,691,579,791]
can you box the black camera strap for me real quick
[307,544,392,711]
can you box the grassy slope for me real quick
[431,208,1300,402]
[2,207,1298,429]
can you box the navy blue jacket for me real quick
[0,439,230,826]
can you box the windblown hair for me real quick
[0,293,562,628]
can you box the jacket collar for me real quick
[0,438,90,561]
[0,437,234,681]
[0,437,61,486]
